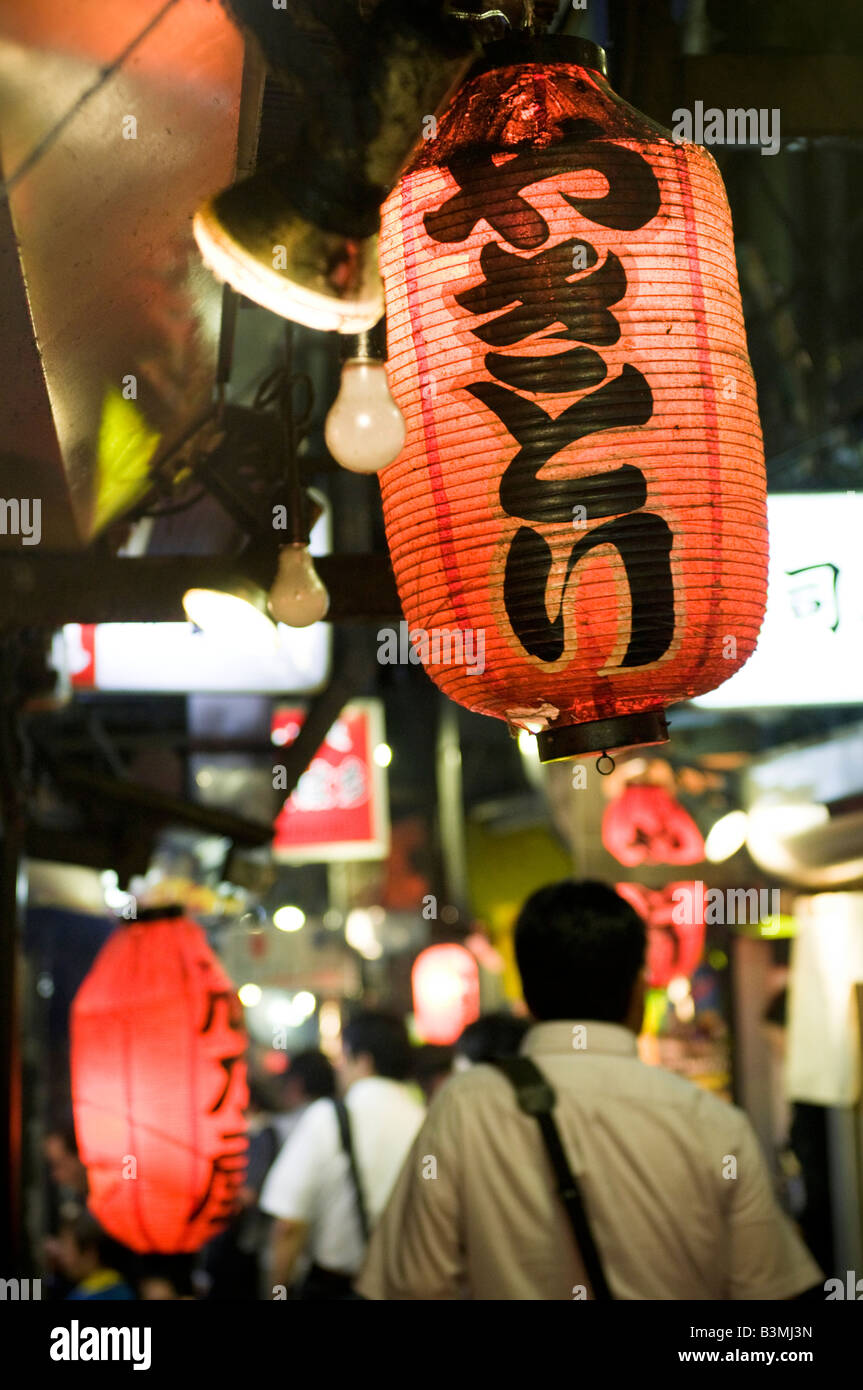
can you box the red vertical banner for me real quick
[272,698,390,862]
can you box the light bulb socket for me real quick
[475,34,609,77]
[339,316,388,364]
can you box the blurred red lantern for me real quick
[602,783,704,865]
[412,943,481,1044]
[378,37,767,761]
[616,881,706,987]
[71,913,248,1253]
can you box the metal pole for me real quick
[435,699,469,915]
[0,639,25,1265]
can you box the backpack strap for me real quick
[332,1099,371,1246]
[489,1055,614,1301]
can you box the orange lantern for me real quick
[616,881,706,988]
[70,911,248,1253]
[378,37,767,761]
[412,943,481,1044]
[602,783,704,865]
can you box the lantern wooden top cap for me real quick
[476,35,609,79]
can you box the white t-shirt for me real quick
[259,1076,425,1275]
[358,1021,823,1300]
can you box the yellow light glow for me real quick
[182,587,276,647]
[192,207,382,333]
[273,905,305,933]
[373,742,393,767]
[666,976,691,1004]
[94,387,162,534]
[319,1000,341,1038]
[238,983,262,1008]
[704,809,749,863]
[294,991,316,1019]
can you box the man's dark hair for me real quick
[514,880,646,1023]
[342,1011,412,1081]
[455,1012,529,1065]
[286,1049,336,1100]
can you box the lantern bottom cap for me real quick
[536,709,669,763]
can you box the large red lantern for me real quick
[616,881,706,988]
[378,37,767,761]
[412,943,481,1044]
[70,912,249,1253]
[602,783,704,865]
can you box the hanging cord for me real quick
[0,0,182,203]
[253,324,315,546]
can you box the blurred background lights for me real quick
[238,982,262,1008]
[373,741,393,767]
[273,904,305,933]
[345,907,384,959]
[666,976,691,1004]
[704,809,749,862]
[517,729,538,758]
[319,1000,341,1039]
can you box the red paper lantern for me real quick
[378,37,767,761]
[616,881,705,988]
[71,914,249,1253]
[412,943,481,1044]
[602,783,704,865]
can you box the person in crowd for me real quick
[57,1210,136,1301]
[43,1125,90,1297]
[137,1255,197,1300]
[44,1126,88,1217]
[412,1044,454,1103]
[357,881,824,1301]
[275,1049,337,1147]
[259,1011,424,1300]
[203,1056,337,1299]
[454,1011,530,1071]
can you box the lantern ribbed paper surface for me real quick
[71,915,248,1254]
[412,942,480,1044]
[378,38,767,759]
[616,881,706,988]
[602,783,705,866]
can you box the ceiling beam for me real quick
[0,553,402,626]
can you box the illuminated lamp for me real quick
[183,583,276,646]
[194,1,480,331]
[378,36,767,761]
[267,544,330,627]
[325,321,406,474]
[704,808,748,863]
[412,943,481,1045]
[70,911,249,1254]
[616,881,706,989]
[602,784,704,866]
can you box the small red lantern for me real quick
[602,784,704,865]
[616,881,705,988]
[412,943,481,1045]
[70,913,249,1253]
[378,37,767,761]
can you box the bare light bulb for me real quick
[268,544,330,627]
[325,359,406,473]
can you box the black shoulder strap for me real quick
[333,1099,371,1246]
[490,1056,614,1301]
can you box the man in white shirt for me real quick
[358,881,823,1301]
[259,1011,424,1298]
